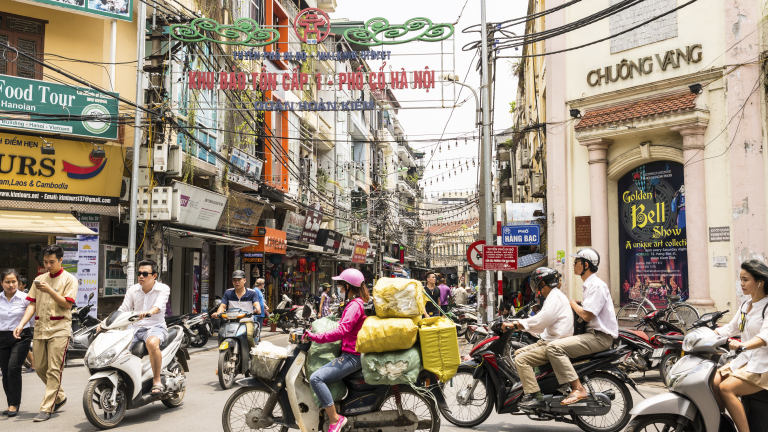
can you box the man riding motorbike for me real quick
[305,268,369,432]
[501,267,574,410]
[211,270,263,348]
[545,248,618,405]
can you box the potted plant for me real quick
[268,313,280,332]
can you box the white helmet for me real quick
[570,248,600,273]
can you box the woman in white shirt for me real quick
[0,269,34,417]
[712,260,768,432]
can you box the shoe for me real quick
[53,397,67,413]
[2,410,8,415]
[33,412,51,422]
[7,409,18,418]
[518,397,546,411]
[328,415,348,432]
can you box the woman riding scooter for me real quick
[712,260,768,432]
[305,268,369,432]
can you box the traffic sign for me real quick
[466,240,485,271]
[501,225,540,246]
[483,246,518,271]
[460,275,465,282]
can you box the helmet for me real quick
[332,268,365,287]
[531,267,561,290]
[570,248,600,272]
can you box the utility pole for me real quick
[127,0,147,288]
[479,0,495,324]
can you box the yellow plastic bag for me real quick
[356,316,419,353]
[372,278,427,318]
[419,316,460,382]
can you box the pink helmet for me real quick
[332,268,365,287]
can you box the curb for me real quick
[188,332,286,355]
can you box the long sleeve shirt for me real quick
[518,288,574,341]
[310,297,366,355]
[716,297,768,373]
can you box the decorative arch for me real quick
[607,145,683,181]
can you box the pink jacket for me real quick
[309,297,366,355]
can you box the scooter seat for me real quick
[572,347,621,362]
[745,390,768,403]
[659,334,685,341]
[274,309,293,315]
[130,327,179,358]
[344,369,366,382]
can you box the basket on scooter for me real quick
[250,354,283,381]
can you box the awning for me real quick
[167,228,259,247]
[0,210,95,236]
[503,253,548,277]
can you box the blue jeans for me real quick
[309,352,361,408]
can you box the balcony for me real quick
[397,174,419,198]
[280,0,300,18]
[397,138,417,165]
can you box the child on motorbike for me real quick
[306,269,369,432]
[712,260,768,432]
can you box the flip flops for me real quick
[151,384,165,395]
[560,393,589,406]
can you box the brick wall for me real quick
[609,0,678,54]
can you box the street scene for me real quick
[1,0,768,431]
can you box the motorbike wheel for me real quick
[659,353,680,386]
[222,387,288,432]
[82,377,128,430]
[572,371,633,432]
[375,387,440,432]
[181,332,191,349]
[457,321,468,337]
[161,361,186,408]
[616,303,648,328]
[625,414,692,432]
[464,327,475,343]
[440,367,495,427]
[218,349,238,390]
[190,330,209,348]
[665,305,700,334]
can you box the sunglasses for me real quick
[137,271,156,277]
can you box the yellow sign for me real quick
[0,133,124,205]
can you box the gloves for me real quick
[304,330,315,342]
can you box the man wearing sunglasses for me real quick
[114,259,170,395]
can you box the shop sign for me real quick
[172,181,226,230]
[352,241,369,264]
[501,225,540,246]
[315,229,342,253]
[339,236,355,257]
[299,202,323,243]
[587,45,702,87]
[22,0,133,21]
[57,214,99,317]
[0,75,119,139]
[282,210,306,241]
[228,148,263,190]
[243,252,264,263]
[0,133,123,205]
[216,190,266,236]
[618,161,688,306]
[247,227,287,254]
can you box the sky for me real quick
[331,0,528,208]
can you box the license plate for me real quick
[651,348,664,358]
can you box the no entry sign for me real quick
[466,240,485,271]
[483,246,518,271]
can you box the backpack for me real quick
[573,311,588,335]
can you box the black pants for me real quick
[0,328,32,408]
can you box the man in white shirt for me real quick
[545,248,618,406]
[501,267,574,409]
[114,259,170,395]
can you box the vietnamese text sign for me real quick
[172,181,226,230]
[338,236,355,258]
[352,241,369,264]
[215,190,266,236]
[282,211,305,241]
[0,133,123,205]
[575,216,592,247]
[0,75,119,139]
[501,225,540,246]
[483,246,518,272]
[299,202,323,243]
[20,0,134,21]
[709,226,730,242]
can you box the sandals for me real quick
[560,393,589,406]
[151,384,165,395]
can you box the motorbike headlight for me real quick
[682,327,715,351]
[87,347,117,369]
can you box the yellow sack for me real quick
[419,317,460,382]
[372,278,427,319]
[356,316,419,353]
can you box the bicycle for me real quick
[616,286,699,333]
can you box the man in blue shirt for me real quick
[212,270,262,347]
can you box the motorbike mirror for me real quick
[88,292,94,301]
[302,305,311,319]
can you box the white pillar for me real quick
[578,138,612,286]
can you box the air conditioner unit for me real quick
[120,177,131,202]
[166,145,182,176]
[521,148,532,168]
[516,170,526,185]
[531,172,545,198]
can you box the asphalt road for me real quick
[1,335,666,431]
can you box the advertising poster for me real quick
[201,242,210,313]
[77,214,99,317]
[104,245,127,296]
[282,211,306,241]
[618,161,688,306]
[299,202,323,243]
[192,252,201,313]
[215,191,266,236]
[172,181,227,229]
[26,0,134,21]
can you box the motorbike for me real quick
[166,312,211,349]
[441,319,639,432]
[83,311,189,430]
[454,305,478,337]
[217,308,260,389]
[273,295,317,334]
[67,292,101,360]
[221,305,444,432]
[616,308,684,376]
[628,327,768,432]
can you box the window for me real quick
[176,47,217,165]
[0,12,46,79]
[249,0,265,26]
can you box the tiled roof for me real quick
[574,92,697,130]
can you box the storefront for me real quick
[242,227,286,310]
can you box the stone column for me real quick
[579,138,612,287]
[671,123,714,307]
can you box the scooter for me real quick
[68,292,100,360]
[616,308,684,377]
[441,319,639,432]
[217,308,260,390]
[83,311,189,430]
[628,327,768,432]
[221,305,444,432]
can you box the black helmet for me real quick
[531,267,561,290]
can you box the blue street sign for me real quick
[501,225,540,246]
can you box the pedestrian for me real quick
[13,244,78,421]
[252,278,267,338]
[423,271,441,317]
[1,269,34,417]
[454,283,468,306]
[318,283,331,318]
[17,276,34,374]
[438,276,451,311]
